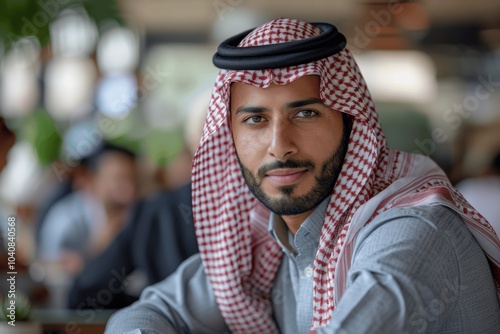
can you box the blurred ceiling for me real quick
[118,0,500,50]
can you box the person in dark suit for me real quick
[68,182,198,309]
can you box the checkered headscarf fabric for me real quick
[191,18,500,333]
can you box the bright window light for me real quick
[97,27,139,74]
[356,51,437,104]
[0,38,41,117]
[50,8,98,58]
[44,57,97,121]
[96,73,138,119]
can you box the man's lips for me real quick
[264,168,308,185]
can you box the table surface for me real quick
[31,308,117,334]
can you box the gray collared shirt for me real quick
[269,196,330,334]
[105,204,500,333]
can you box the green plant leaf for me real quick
[23,109,62,165]
[0,294,31,322]
[0,0,124,51]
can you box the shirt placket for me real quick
[292,230,317,334]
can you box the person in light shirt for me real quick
[39,143,138,275]
[105,18,500,333]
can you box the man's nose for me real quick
[267,120,297,160]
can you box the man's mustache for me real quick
[257,159,315,178]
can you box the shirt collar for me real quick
[268,196,331,255]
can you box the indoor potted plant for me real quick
[0,294,42,334]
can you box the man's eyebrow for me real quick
[235,106,268,115]
[286,98,324,109]
[234,98,324,115]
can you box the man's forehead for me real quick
[229,75,321,103]
[230,74,320,89]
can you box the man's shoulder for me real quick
[355,205,467,252]
[351,205,470,277]
[373,205,461,225]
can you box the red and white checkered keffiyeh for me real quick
[191,18,500,333]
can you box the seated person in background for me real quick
[68,182,198,309]
[457,152,500,237]
[69,100,206,310]
[106,19,500,333]
[38,142,138,275]
[34,172,76,251]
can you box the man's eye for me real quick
[295,110,318,118]
[244,116,265,124]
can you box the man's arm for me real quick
[104,254,229,334]
[325,205,500,333]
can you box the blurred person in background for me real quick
[38,142,138,276]
[68,101,207,310]
[457,151,500,237]
[68,181,197,309]
[33,169,86,263]
[34,119,106,249]
[33,169,75,250]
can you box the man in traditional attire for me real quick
[105,18,500,333]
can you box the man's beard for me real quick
[237,115,351,216]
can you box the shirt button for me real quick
[304,266,313,278]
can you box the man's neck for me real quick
[281,209,314,235]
